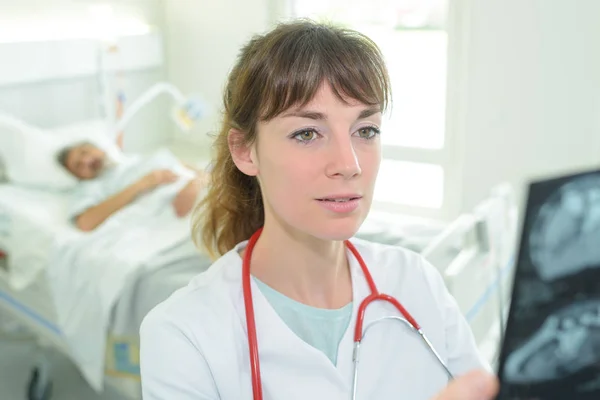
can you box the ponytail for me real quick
[192,123,263,259]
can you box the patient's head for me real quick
[57,142,107,180]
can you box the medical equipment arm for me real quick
[139,312,219,400]
[111,82,204,140]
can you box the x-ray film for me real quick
[496,169,600,399]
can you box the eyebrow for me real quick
[282,106,381,121]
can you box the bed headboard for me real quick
[0,31,171,153]
[0,32,163,88]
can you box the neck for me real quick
[246,222,352,309]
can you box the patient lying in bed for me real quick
[57,142,208,231]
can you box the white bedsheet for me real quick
[0,185,80,290]
[0,158,205,391]
[46,171,200,391]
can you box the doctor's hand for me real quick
[431,370,499,400]
[135,169,179,193]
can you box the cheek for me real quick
[359,148,381,184]
[261,149,316,197]
[258,147,322,225]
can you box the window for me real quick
[289,0,457,220]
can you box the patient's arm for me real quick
[171,175,205,218]
[116,131,125,149]
[75,169,178,231]
[171,168,210,218]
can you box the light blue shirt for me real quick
[254,278,352,365]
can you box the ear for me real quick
[228,129,259,177]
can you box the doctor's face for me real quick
[252,84,382,241]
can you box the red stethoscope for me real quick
[242,227,454,400]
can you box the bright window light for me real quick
[370,29,448,149]
[374,160,444,208]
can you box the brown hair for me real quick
[192,19,392,259]
[55,142,92,169]
[56,146,73,169]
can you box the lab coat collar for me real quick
[223,238,373,389]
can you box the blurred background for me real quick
[0,0,598,399]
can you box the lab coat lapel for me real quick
[335,246,371,385]
[336,241,451,399]
[229,259,348,399]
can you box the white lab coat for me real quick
[140,238,489,400]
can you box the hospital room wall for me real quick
[452,0,600,215]
[0,0,166,25]
[0,0,172,153]
[162,0,286,161]
[163,0,600,219]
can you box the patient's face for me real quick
[65,144,106,180]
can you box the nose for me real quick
[325,134,362,179]
[83,151,98,163]
[81,155,93,166]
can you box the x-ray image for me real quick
[528,174,600,281]
[496,169,600,400]
[503,299,600,383]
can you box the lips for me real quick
[316,195,363,213]
[317,196,362,202]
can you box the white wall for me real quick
[163,0,285,160]
[0,0,165,28]
[0,0,170,153]
[164,0,600,217]
[453,0,600,214]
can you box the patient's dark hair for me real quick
[191,19,392,260]
[56,146,74,168]
[55,142,94,169]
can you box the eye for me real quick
[355,126,380,140]
[293,129,318,142]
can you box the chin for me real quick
[270,200,370,242]
[307,217,365,242]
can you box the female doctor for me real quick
[139,20,499,400]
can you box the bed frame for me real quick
[422,184,518,367]
[0,267,142,399]
[0,30,188,399]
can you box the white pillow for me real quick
[49,119,124,162]
[0,116,122,191]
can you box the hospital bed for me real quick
[422,185,518,367]
[0,29,209,394]
[0,183,212,400]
